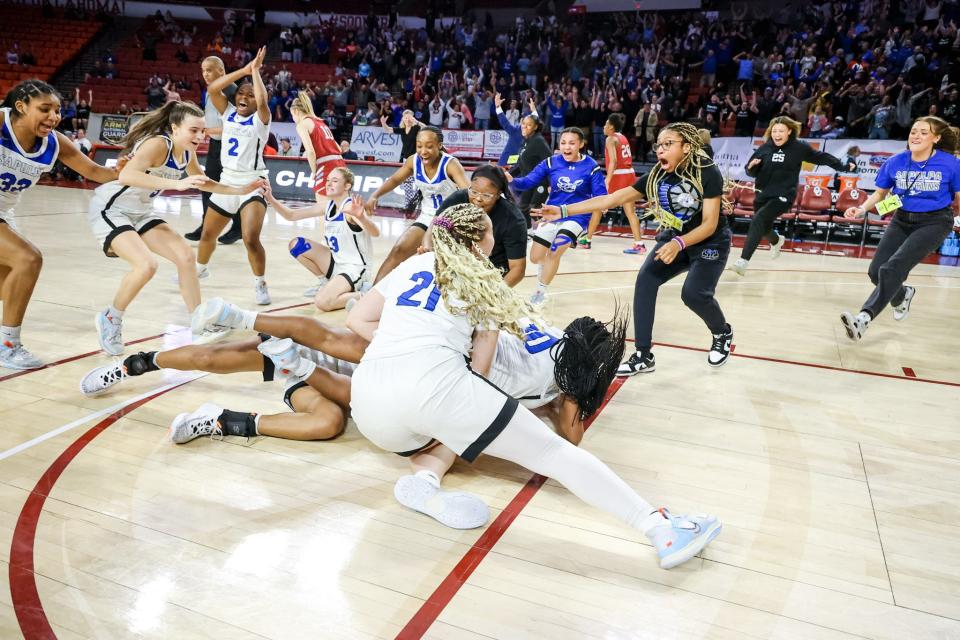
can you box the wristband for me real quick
[672,236,686,250]
[560,204,568,217]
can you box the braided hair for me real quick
[431,203,542,339]
[2,79,61,120]
[644,121,730,227]
[551,305,628,420]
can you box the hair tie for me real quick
[433,216,454,231]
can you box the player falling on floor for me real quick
[0,79,121,369]
[264,167,379,311]
[195,47,274,305]
[506,126,607,305]
[364,126,469,282]
[89,101,264,355]
[341,202,720,568]
[581,113,648,255]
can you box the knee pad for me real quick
[289,237,312,258]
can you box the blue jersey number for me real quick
[326,235,339,252]
[0,172,32,193]
[226,138,239,156]
[397,271,441,311]
[431,193,443,209]
[523,323,559,354]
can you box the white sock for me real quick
[150,352,161,368]
[414,469,441,489]
[537,280,548,293]
[253,414,261,436]
[640,509,669,535]
[106,305,124,320]
[239,310,258,331]
[1,325,21,346]
[196,262,207,273]
[254,276,266,286]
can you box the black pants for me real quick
[201,139,223,213]
[741,195,794,261]
[861,209,953,318]
[633,228,732,352]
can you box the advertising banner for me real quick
[709,137,754,182]
[349,126,403,163]
[822,139,905,190]
[482,129,509,162]
[442,129,485,159]
[97,114,131,145]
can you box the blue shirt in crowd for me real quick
[875,149,960,213]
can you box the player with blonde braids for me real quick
[536,121,735,374]
[430,203,538,339]
[344,201,722,568]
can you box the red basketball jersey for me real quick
[307,116,342,159]
[612,132,633,170]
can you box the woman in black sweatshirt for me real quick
[730,116,855,275]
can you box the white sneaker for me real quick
[80,361,125,396]
[191,297,246,335]
[893,286,915,321]
[254,280,271,305]
[192,326,231,345]
[0,342,43,370]
[770,234,786,259]
[172,264,210,285]
[840,310,870,342]
[95,309,124,356]
[530,289,547,305]
[169,402,224,444]
[647,508,722,569]
[257,337,305,378]
[303,277,328,298]
[394,474,490,529]
[729,258,748,276]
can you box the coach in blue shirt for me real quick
[839,116,960,342]
[494,93,537,167]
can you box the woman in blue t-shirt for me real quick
[840,116,960,341]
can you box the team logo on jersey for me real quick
[658,180,703,219]
[555,176,584,192]
[701,248,720,260]
[772,151,786,162]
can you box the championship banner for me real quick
[349,126,402,163]
[482,129,509,162]
[822,139,905,191]
[443,130,485,159]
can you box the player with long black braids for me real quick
[536,122,734,374]
[730,116,854,275]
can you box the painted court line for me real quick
[9,381,193,640]
[0,373,207,462]
[396,377,628,639]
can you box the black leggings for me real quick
[861,210,953,318]
[633,228,731,352]
[200,139,223,213]
[740,195,794,261]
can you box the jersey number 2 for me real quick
[397,271,441,311]
[226,138,239,156]
[523,323,559,354]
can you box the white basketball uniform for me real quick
[0,107,60,227]
[412,152,458,229]
[88,135,186,254]
[350,251,519,460]
[208,104,269,216]
[322,196,372,290]
[488,324,563,409]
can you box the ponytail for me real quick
[121,101,203,155]
[291,92,315,117]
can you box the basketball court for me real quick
[2,185,959,639]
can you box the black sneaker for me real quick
[616,351,655,376]
[708,324,733,368]
[218,223,243,245]
[184,225,203,241]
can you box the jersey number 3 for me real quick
[397,271,441,311]
[0,172,32,193]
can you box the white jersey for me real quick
[362,251,479,361]
[324,196,372,268]
[488,324,562,408]
[220,104,270,178]
[414,152,458,216]
[93,136,188,215]
[0,107,60,214]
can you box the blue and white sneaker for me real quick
[191,298,245,335]
[647,508,722,569]
[257,337,312,379]
[0,342,43,370]
[530,289,547,306]
[95,309,124,356]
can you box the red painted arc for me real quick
[395,377,628,639]
[9,382,192,640]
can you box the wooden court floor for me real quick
[1,186,959,640]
